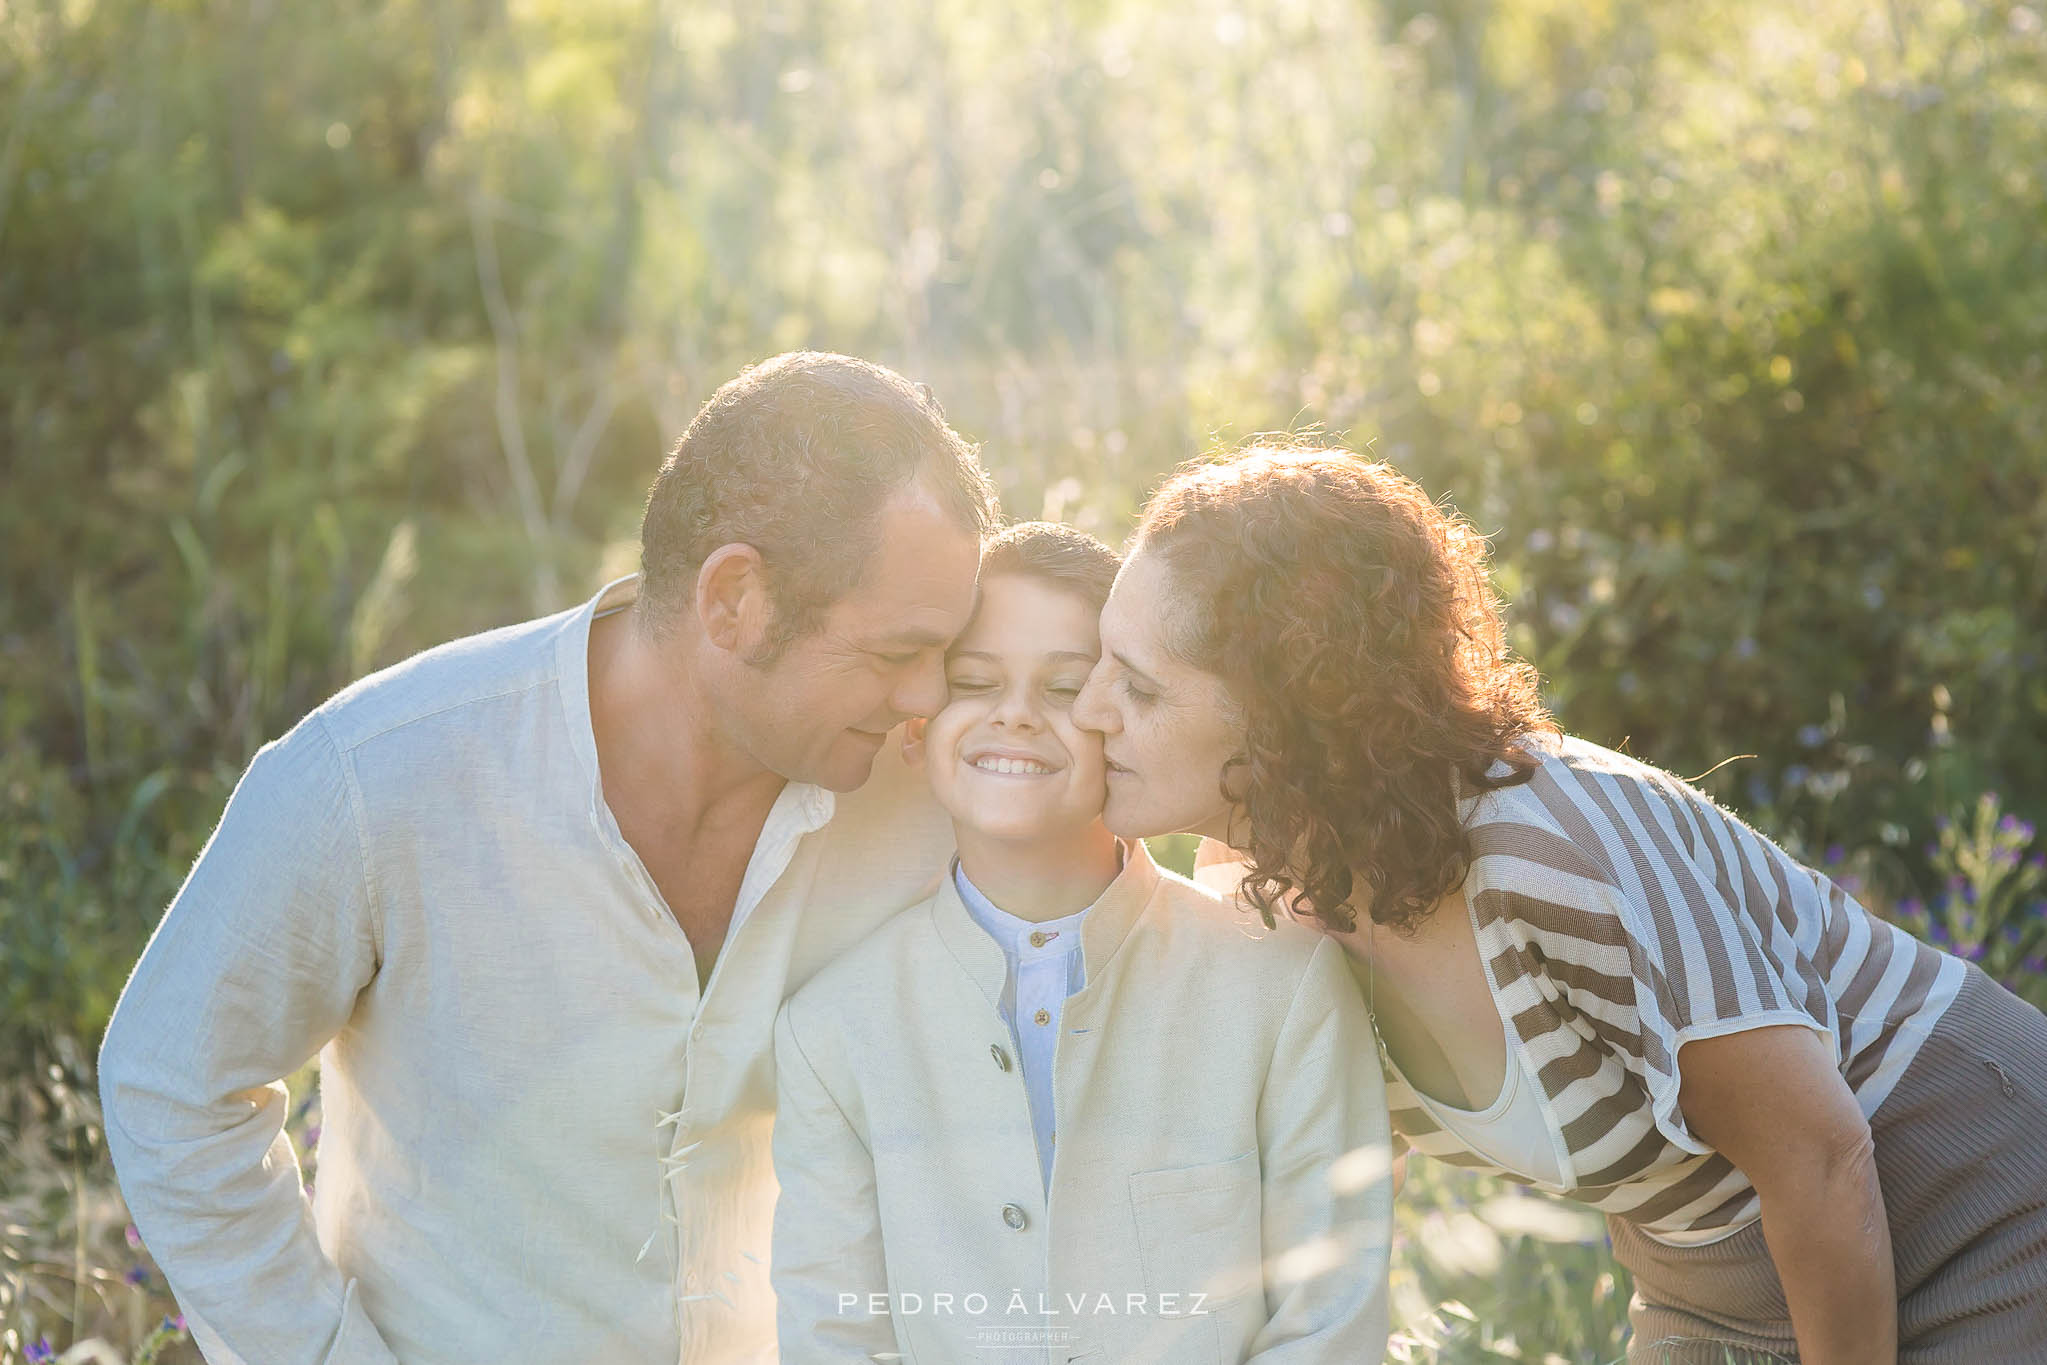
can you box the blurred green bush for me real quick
[7,0,2043,1055]
[3,0,2043,1356]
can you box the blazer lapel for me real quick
[1075,839,1161,983]
[931,860,1011,1011]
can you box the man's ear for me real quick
[695,544,774,658]
[901,716,929,771]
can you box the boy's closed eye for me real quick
[943,674,1092,702]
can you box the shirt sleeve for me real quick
[97,713,397,1365]
[1487,771,1833,1159]
[1610,783,1836,1155]
[770,998,899,1363]
[1243,936,1393,1362]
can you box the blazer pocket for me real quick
[1128,1150,1264,1308]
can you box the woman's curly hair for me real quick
[1135,441,1554,936]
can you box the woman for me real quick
[1071,442,2047,1364]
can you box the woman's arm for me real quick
[1675,1024,1896,1365]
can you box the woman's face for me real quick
[1073,550,1247,843]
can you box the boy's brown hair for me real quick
[976,521,1120,614]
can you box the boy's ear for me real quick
[901,716,929,771]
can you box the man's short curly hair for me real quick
[1133,441,1554,935]
[638,352,999,653]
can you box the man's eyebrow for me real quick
[1111,650,1161,687]
[876,626,955,649]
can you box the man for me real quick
[98,352,997,1364]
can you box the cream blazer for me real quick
[771,841,1392,1364]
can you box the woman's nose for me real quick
[1073,663,1117,733]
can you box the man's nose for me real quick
[892,652,950,720]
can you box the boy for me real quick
[771,523,1392,1363]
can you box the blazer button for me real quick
[990,1044,1012,1071]
[1001,1203,1029,1231]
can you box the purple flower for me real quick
[2024,956,2047,975]
[27,1339,54,1364]
[126,1264,151,1286]
[1960,941,1986,961]
[125,1222,142,1249]
[1825,843,1845,866]
[304,1124,321,1149]
[1929,922,1951,944]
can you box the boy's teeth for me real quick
[975,756,1050,775]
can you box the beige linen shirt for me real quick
[772,841,1394,1364]
[98,574,953,1365]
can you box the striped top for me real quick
[1385,733,1966,1239]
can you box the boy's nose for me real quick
[992,690,1039,729]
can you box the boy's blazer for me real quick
[772,841,1393,1364]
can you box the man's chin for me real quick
[809,732,891,792]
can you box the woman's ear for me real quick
[901,716,929,771]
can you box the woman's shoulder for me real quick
[1462,734,1638,889]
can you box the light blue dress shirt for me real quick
[952,862,1097,1189]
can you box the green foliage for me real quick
[4,0,2044,1357]
[1880,792,2047,1008]
[1389,1162,1631,1363]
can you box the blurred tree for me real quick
[2,0,2042,1060]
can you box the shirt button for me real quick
[1029,930,1054,948]
[1001,1203,1029,1231]
[990,1044,1012,1072]
[1033,1008,1051,1027]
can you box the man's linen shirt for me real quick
[98,574,953,1365]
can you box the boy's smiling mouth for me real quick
[966,748,1060,776]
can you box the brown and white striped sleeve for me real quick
[1494,749,1838,1157]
